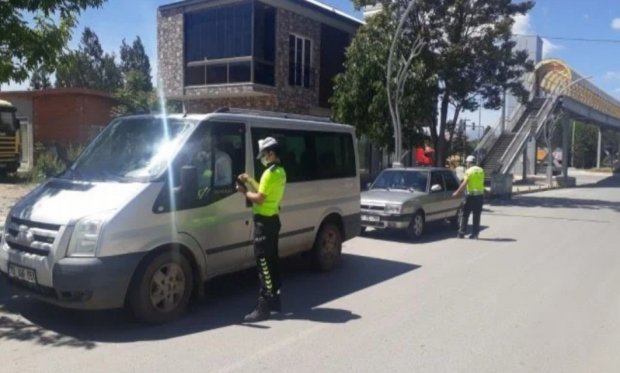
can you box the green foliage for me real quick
[572,122,598,169]
[30,66,53,90]
[113,71,156,116]
[28,150,65,182]
[0,0,106,84]
[120,37,152,91]
[113,36,155,116]
[336,0,535,165]
[331,11,433,150]
[56,27,122,92]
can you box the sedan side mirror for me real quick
[430,184,443,193]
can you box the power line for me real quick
[514,34,620,44]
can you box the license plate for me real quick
[8,263,37,285]
[362,215,380,222]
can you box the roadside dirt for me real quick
[0,182,36,223]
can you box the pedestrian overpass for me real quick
[475,59,620,180]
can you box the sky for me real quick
[4,0,620,133]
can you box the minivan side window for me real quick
[170,121,245,208]
[251,128,355,183]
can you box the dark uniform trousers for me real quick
[253,214,282,299]
[460,194,484,237]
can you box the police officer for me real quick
[237,137,287,322]
[453,155,485,239]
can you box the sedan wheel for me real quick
[407,212,425,241]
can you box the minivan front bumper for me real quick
[1,253,143,310]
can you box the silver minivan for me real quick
[0,109,360,323]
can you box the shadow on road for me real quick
[475,238,516,243]
[0,253,419,348]
[362,223,490,244]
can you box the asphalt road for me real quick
[1,175,620,373]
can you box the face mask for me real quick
[261,157,269,167]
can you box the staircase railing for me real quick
[474,101,526,164]
[474,73,535,165]
[498,92,560,174]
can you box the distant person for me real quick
[453,155,485,239]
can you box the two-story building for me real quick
[158,0,362,115]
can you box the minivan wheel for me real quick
[407,212,425,241]
[312,223,343,272]
[129,251,193,324]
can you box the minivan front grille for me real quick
[4,216,61,257]
[6,241,50,256]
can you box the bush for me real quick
[27,150,66,182]
[23,143,85,183]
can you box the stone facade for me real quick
[273,8,321,114]
[157,2,329,115]
[186,96,278,113]
[158,7,184,98]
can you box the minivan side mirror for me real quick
[430,184,443,193]
[366,182,372,190]
[180,165,198,203]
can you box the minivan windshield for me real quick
[63,116,198,182]
[371,170,428,192]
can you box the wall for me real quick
[158,7,185,98]
[33,93,115,144]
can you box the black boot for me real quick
[268,293,282,313]
[243,297,270,323]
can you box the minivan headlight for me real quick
[67,213,111,257]
[385,204,402,214]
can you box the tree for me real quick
[120,37,152,91]
[350,0,535,166]
[114,37,155,115]
[30,66,53,90]
[572,121,598,169]
[0,0,105,84]
[56,27,122,92]
[113,71,156,116]
[331,10,435,153]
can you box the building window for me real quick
[289,34,313,88]
[183,1,275,87]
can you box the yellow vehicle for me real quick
[0,99,21,175]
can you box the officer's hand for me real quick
[452,192,459,198]
[236,182,247,194]
[238,173,249,183]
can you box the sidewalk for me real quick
[511,169,614,195]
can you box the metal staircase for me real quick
[498,94,561,175]
[481,133,515,175]
[474,95,555,176]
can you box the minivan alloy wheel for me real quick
[149,263,186,312]
[312,223,343,271]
